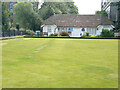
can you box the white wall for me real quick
[72,27,97,37]
[72,27,82,37]
[86,28,97,35]
[43,25,57,36]
[43,25,114,37]
[68,25,113,37]
[57,27,84,37]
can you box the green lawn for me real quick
[2,38,118,88]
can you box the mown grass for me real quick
[2,38,118,88]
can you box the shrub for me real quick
[19,28,25,31]
[50,34,54,36]
[67,31,72,34]
[101,29,114,37]
[81,35,87,38]
[54,33,58,36]
[50,33,58,37]
[60,31,69,36]
[10,27,17,31]
[81,35,91,38]
[86,32,89,36]
[26,30,35,35]
[91,35,101,38]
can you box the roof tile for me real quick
[43,14,114,27]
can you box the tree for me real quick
[13,2,78,31]
[117,1,120,30]
[14,2,42,31]
[95,10,108,16]
[110,1,120,30]
[39,2,78,20]
[32,1,39,13]
[0,2,2,30]
[2,2,9,30]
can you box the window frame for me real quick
[47,26,51,33]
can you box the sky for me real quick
[73,0,101,14]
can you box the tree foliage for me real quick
[95,10,108,16]
[117,1,120,30]
[32,2,40,13]
[14,2,42,31]
[13,2,78,31]
[39,2,78,20]
[0,2,1,20]
[110,1,120,30]
[101,29,114,37]
[2,2,9,30]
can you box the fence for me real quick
[1,30,26,37]
[114,32,120,37]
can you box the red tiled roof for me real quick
[43,14,114,27]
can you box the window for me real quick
[104,2,106,5]
[69,28,73,31]
[102,5,103,8]
[82,28,85,31]
[58,28,60,30]
[86,28,96,35]
[47,26,51,33]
